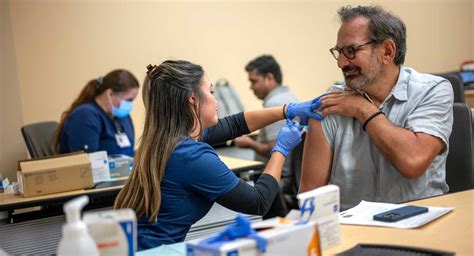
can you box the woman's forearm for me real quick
[244,106,285,132]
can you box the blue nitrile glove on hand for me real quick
[271,120,304,158]
[199,214,268,253]
[286,95,325,125]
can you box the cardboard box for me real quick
[186,217,319,256]
[17,152,94,197]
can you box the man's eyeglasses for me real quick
[329,41,376,60]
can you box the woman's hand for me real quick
[270,120,304,157]
[286,96,324,125]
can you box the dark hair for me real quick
[54,69,139,152]
[338,5,407,65]
[114,60,205,222]
[245,55,283,84]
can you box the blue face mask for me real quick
[112,100,133,118]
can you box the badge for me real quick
[115,133,131,148]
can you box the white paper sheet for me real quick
[339,200,453,229]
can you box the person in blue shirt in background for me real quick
[54,69,139,156]
[114,60,323,250]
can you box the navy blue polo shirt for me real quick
[137,138,240,250]
[59,101,134,156]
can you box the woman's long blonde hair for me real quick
[114,60,204,222]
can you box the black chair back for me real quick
[446,103,473,192]
[437,72,465,103]
[21,121,59,158]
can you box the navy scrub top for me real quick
[137,138,239,250]
[59,101,134,156]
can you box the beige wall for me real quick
[1,0,27,180]
[2,0,473,180]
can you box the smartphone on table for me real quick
[373,205,428,222]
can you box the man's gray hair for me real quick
[338,5,407,66]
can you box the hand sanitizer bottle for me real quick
[57,196,99,256]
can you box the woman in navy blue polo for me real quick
[114,61,322,250]
[54,69,139,157]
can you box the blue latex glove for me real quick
[199,214,268,253]
[286,95,325,125]
[271,120,304,158]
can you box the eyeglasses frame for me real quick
[329,40,377,60]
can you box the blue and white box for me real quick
[297,184,340,249]
[186,214,320,256]
[108,154,134,179]
[88,151,110,183]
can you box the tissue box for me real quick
[186,217,319,256]
[297,184,340,249]
[17,152,93,197]
[108,154,133,179]
[84,209,137,256]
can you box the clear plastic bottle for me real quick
[57,196,99,256]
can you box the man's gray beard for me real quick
[345,76,368,90]
[345,70,378,91]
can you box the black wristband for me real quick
[282,104,288,119]
[362,110,384,131]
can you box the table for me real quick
[0,203,260,255]
[0,154,264,255]
[137,190,473,256]
[0,155,264,223]
[219,155,263,174]
[215,147,255,160]
[325,189,473,255]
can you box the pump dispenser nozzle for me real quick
[64,195,88,224]
[57,196,99,256]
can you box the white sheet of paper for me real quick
[339,200,453,229]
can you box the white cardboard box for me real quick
[84,209,137,256]
[88,151,110,183]
[186,217,319,256]
[297,184,341,249]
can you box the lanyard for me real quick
[113,119,124,134]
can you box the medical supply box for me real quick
[187,217,319,256]
[17,152,93,197]
[88,151,110,183]
[187,185,341,256]
[108,154,133,179]
[297,184,341,249]
[84,208,137,256]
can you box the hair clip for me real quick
[95,76,103,89]
[146,64,158,79]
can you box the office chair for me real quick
[445,103,473,193]
[214,79,245,119]
[436,72,465,103]
[21,121,59,158]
